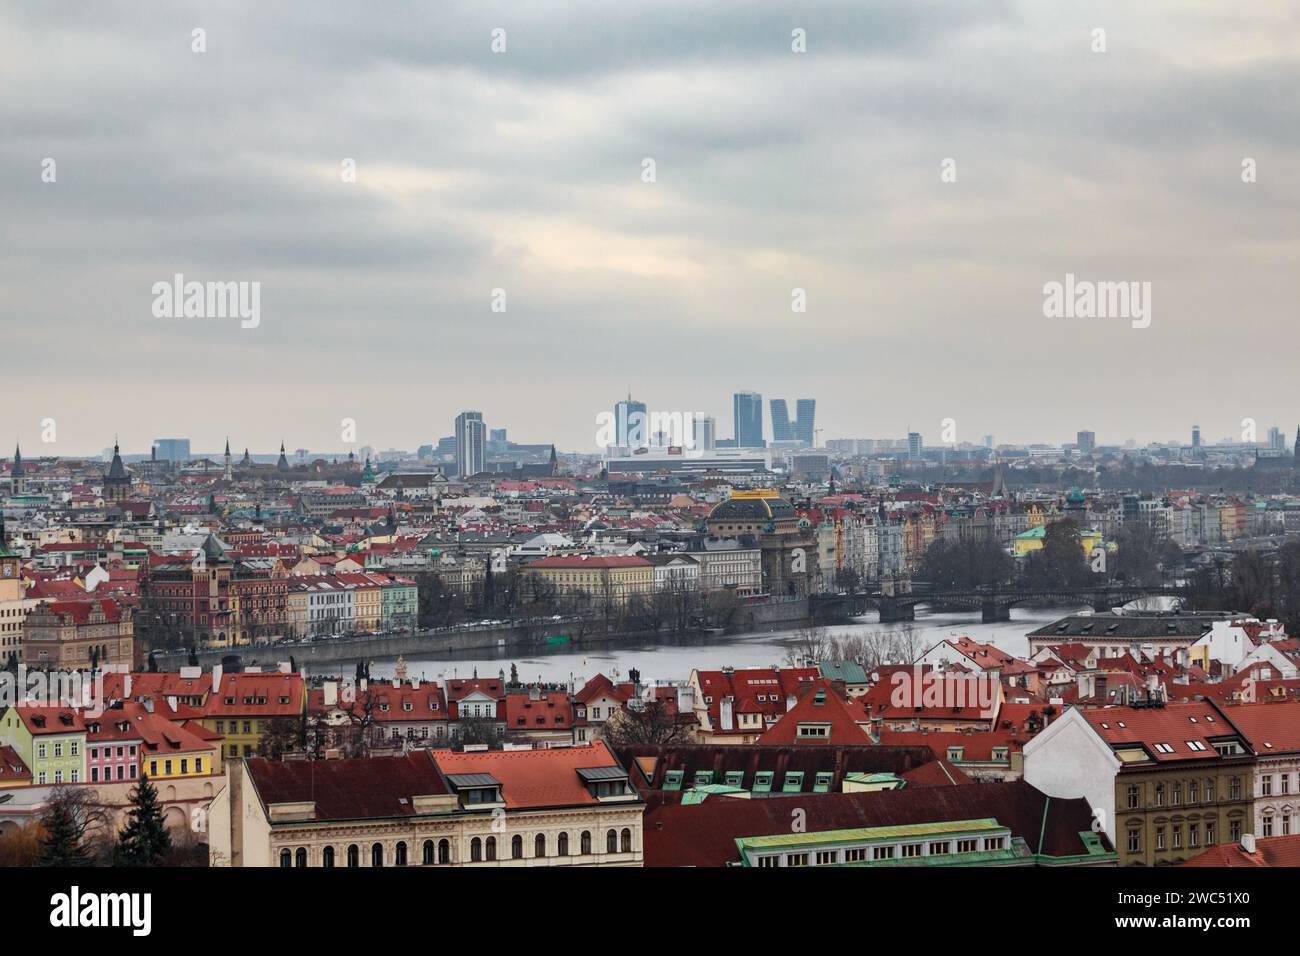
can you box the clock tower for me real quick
[0,513,21,601]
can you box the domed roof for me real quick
[708,490,796,523]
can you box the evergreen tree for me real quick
[37,794,93,867]
[114,775,172,867]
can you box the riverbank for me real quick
[153,595,821,672]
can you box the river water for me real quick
[314,606,1088,688]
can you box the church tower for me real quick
[277,441,290,472]
[104,439,131,503]
[9,443,26,496]
[223,437,233,481]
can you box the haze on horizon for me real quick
[3,1,1299,458]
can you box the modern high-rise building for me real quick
[795,399,816,446]
[693,415,716,452]
[488,428,508,455]
[733,391,764,448]
[907,432,923,460]
[770,399,793,442]
[1192,425,1202,452]
[614,394,648,448]
[1268,426,1283,451]
[153,438,191,462]
[455,411,486,477]
[1077,430,1096,454]
[769,398,816,446]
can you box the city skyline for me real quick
[5,2,1300,454]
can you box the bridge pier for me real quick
[981,601,1011,623]
[878,599,915,624]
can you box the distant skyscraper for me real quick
[614,394,648,448]
[488,427,508,455]
[795,399,816,446]
[153,438,191,462]
[693,415,716,452]
[907,432,923,460]
[455,411,486,477]
[734,391,764,447]
[1268,426,1283,451]
[770,399,793,442]
[982,435,995,450]
[1192,425,1201,452]
[1077,430,1096,454]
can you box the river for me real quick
[309,605,1088,688]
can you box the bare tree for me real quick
[602,697,695,746]
[783,624,831,667]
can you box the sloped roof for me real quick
[641,780,1106,866]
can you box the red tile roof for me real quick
[642,780,1104,867]
[0,745,31,784]
[1214,700,1300,754]
[1181,834,1300,867]
[695,667,818,728]
[759,681,871,745]
[504,691,574,730]
[204,672,305,718]
[431,741,630,810]
[1081,702,1238,762]
[246,751,448,821]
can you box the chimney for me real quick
[323,681,338,707]
[212,664,223,689]
[720,695,734,732]
[1095,675,1108,703]
[1240,833,1257,855]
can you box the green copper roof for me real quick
[737,818,1004,851]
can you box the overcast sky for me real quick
[3,1,1298,457]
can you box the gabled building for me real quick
[1024,701,1254,866]
[687,666,818,744]
[210,742,643,868]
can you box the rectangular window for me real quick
[871,845,895,860]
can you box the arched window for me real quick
[295,847,308,868]
[558,832,569,856]
[395,841,408,866]
[535,833,546,858]
[580,831,592,855]
[485,836,497,861]
[323,846,335,868]
[512,834,523,859]
[347,844,359,868]
[471,837,482,862]
[279,848,292,868]
[621,828,632,853]
[606,829,618,853]
[422,840,435,865]
[371,843,384,867]
[439,839,451,864]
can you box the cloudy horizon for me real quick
[4,1,1299,457]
